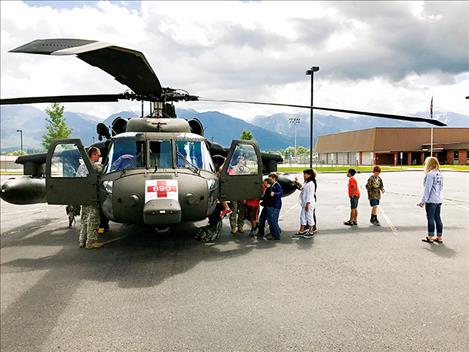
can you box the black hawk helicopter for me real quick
[0,39,445,238]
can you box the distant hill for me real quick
[250,111,469,146]
[1,105,468,153]
[0,105,103,152]
[176,109,294,150]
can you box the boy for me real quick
[266,173,283,240]
[366,165,385,226]
[344,168,360,226]
[258,178,274,239]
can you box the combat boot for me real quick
[85,242,104,249]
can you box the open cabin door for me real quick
[46,139,99,205]
[219,140,262,201]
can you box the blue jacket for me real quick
[421,170,443,204]
[271,182,283,209]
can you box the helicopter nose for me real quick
[143,199,181,225]
[185,193,196,205]
[128,194,140,207]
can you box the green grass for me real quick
[278,165,469,173]
[0,171,23,175]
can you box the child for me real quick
[366,165,385,226]
[266,173,283,240]
[293,169,317,238]
[245,198,260,237]
[344,168,360,226]
[257,178,274,239]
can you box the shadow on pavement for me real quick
[423,243,457,258]
[0,221,257,351]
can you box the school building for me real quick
[314,127,469,166]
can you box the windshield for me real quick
[149,140,173,169]
[104,139,145,173]
[176,140,215,172]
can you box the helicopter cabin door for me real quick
[219,140,263,201]
[45,139,99,205]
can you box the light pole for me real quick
[288,116,301,160]
[306,66,319,168]
[16,129,23,154]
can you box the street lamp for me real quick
[16,129,23,155]
[306,66,319,168]
[288,116,301,159]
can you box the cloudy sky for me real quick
[1,1,468,120]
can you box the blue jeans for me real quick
[270,207,281,239]
[425,203,443,236]
[258,207,273,237]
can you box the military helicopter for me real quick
[0,39,445,235]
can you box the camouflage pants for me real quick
[79,205,100,245]
[230,201,245,230]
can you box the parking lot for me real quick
[1,171,468,351]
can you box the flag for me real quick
[430,96,433,119]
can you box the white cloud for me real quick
[1,0,467,121]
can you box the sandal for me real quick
[433,237,443,244]
[421,237,434,243]
[343,221,353,226]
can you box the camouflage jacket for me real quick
[366,175,384,200]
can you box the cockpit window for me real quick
[227,144,259,175]
[149,140,173,169]
[104,139,145,173]
[176,140,215,172]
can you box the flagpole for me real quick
[430,127,434,156]
[430,97,434,157]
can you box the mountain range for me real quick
[1,105,468,153]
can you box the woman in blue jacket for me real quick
[419,157,444,244]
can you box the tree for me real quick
[6,150,26,156]
[296,146,309,156]
[42,103,72,150]
[240,130,253,140]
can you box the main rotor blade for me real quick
[0,94,129,105]
[199,98,446,127]
[11,39,162,99]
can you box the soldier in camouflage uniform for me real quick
[230,200,245,234]
[76,147,103,249]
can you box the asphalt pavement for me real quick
[1,172,468,352]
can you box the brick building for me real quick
[314,128,469,166]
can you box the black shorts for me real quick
[350,196,359,209]
[244,205,260,221]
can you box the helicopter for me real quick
[0,39,445,236]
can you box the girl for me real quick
[294,169,317,238]
[419,157,444,244]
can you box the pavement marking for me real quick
[279,204,299,221]
[386,191,469,211]
[101,234,129,245]
[444,199,469,211]
[378,206,398,235]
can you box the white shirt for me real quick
[299,181,316,207]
